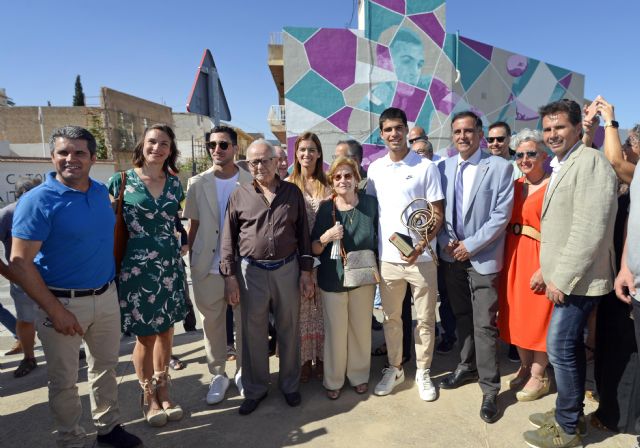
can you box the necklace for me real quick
[343,207,357,225]
[525,172,547,185]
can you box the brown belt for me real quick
[509,223,541,242]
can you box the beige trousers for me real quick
[192,273,241,376]
[321,285,375,390]
[36,282,121,448]
[379,261,438,369]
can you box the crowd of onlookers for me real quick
[1,96,639,448]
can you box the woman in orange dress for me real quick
[498,129,552,401]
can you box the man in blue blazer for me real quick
[437,111,514,423]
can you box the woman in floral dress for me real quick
[108,124,186,427]
[286,132,331,382]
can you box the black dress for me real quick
[594,192,640,434]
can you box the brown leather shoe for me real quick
[4,340,22,356]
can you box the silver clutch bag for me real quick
[342,249,380,288]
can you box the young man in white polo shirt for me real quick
[366,107,444,400]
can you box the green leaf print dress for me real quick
[108,169,187,336]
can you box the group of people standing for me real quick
[0,95,638,448]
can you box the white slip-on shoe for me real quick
[206,374,230,405]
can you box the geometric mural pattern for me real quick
[284,0,584,166]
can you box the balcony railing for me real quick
[269,32,282,45]
[268,105,285,126]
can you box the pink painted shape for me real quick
[408,13,445,47]
[305,29,357,90]
[372,0,405,15]
[558,74,572,89]
[459,36,494,61]
[327,107,353,133]
[506,54,528,77]
[376,44,393,71]
[392,82,427,121]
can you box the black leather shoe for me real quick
[96,424,142,448]
[439,368,479,389]
[239,394,267,415]
[480,393,499,423]
[284,391,301,407]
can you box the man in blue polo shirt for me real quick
[9,126,141,448]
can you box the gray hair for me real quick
[631,123,640,137]
[510,128,546,152]
[49,126,97,155]
[246,138,275,157]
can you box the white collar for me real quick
[457,146,482,166]
[383,148,418,166]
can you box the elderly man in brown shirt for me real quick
[220,139,314,415]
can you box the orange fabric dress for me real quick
[498,178,553,352]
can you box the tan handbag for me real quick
[113,171,129,274]
[332,198,380,288]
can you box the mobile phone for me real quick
[584,100,599,122]
[389,232,415,257]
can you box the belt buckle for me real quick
[512,223,522,235]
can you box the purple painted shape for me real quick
[515,100,539,121]
[558,74,572,89]
[376,44,393,71]
[408,13,445,47]
[507,54,528,77]
[459,36,493,61]
[392,83,427,121]
[305,29,357,90]
[429,78,461,114]
[287,135,298,165]
[372,0,405,15]
[327,107,353,133]
[593,126,604,148]
[362,144,387,168]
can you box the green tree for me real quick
[73,75,85,106]
[87,110,108,159]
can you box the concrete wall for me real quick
[283,0,584,166]
[0,158,116,205]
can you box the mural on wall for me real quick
[283,0,584,166]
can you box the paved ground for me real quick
[0,253,637,447]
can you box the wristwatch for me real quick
[604,120,619,129]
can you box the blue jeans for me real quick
[547,294,602,434]
[0,302,17,337]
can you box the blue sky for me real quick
[1,0,637,139]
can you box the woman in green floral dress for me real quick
[108,124,186,427]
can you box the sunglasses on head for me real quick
[514,151,538,159]
[486,136,507,143]
[333,173,353,181]
[206,141,230,150]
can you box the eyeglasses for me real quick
[514,151,539,159]
[486,136,507,143]
[332,154,356,160]
[206,141,230,150]
[333,173,353,181]
[408,137,427,144]
[247,157,274,167]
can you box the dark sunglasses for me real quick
[486,136,507,143]
[408,137,427,144]
[514,151,538,159]
[333,173,353,181]
[206,141,230,150]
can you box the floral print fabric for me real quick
[108,169,187,336]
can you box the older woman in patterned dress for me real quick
[108,124,186,427]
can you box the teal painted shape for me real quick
[415,95,436,129]
[365,129,384,145]
[458,41,490,91]
[286,70,345,118]
[443,33,456,63]
[547,63,570,81]
[548,83,567,103]
[406,0,445,15]
[284,26,318,43]
[511,59,540,97]
[365,1,404,41]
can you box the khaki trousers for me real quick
[379,261,438,369]
[321,285,375,390]
[36,282,121,448]
[192,273,241,376]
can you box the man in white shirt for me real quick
[437,111,514,423]
[366,107,444,401]
[183,125,253,405]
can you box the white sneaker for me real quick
[206,374,230,404]
[234,369,244,398]
[374,366,404,396]
[416,368,437,401]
